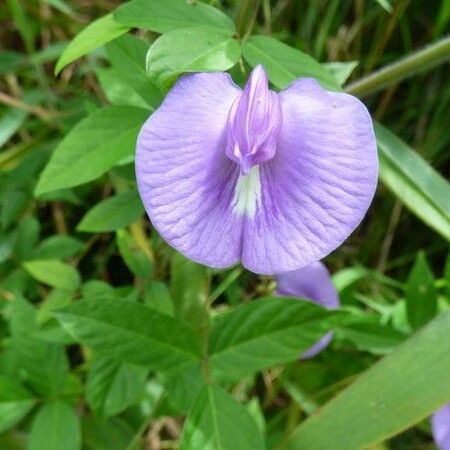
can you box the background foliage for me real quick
[0,0,449,449]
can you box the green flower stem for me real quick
[346,35,450,97]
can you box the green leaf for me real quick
[163,364,204,414]
[43,0,77,18]
[241,35,339,90]
[375,0,393,13]
[171,252,210,334]
[86,355,147,417]
[0,190,28,229]
[10,297,70,396]
[406,252,437,330]
[209,298,336,380]
[105,34,162,110]
[280,308,450,450]
[337,314,406,354]
[0,50,24,75]
[180,385,265,450]
[376,123,450,240]
[23,259,80,291]
[116,229,153,277]
[113,0,235,35]
[146,28,241,88]
[0,376,36,434]
[32,235,83,260]
[55,14,128,75]
[55,297,202,372]
[28,401,81,450]
[81,416,134,450]
[35,106,149,195]
[77,190,144,233]
[14,216,40,262]
[323,61,358,85]
[6,0,34,53]
[37,289,72,325]
[96,67,148,108]
[144,281,174,316]
[0,107,28,148]
[332,266,368,292]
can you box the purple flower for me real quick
[276,261,339,358]
[432,403,450,450]
[136,65,378,275]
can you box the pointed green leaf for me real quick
[209,298,337,380]
[32,235,83,260]
[406,252,437,330]
[280,309,450,450]
[323,61,358,85]
[10,297,70,396]
[86,356,147,417]
[180,385,265,450]
[116,229,153,278]
[376,123,450,240]
[146,28,240,88]
[96,67,149,108]
[105,34,163,110]
[375,0,393,12]
[55,297,202,372]
[55,14,128,74]
[0,376,36,434]
[242,35,339,90]
[28,401,81,450]
[77,190,144,233]
[163,365,204,414]
[114,0,235,35]
[23,259,80,291]
[35,106,149,195]
[81,416,134,450]
[337,314,406,354]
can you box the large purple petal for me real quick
[242,78,378,274]
[276,261,339,358]
[432,403,450,450]
[136,73,243,268]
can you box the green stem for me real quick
[236,0,260,39]
[345,35,450,97]
[208,266,243,305]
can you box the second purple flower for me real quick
[136,65,378,275]
[276,261,340,358]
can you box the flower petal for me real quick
[276,261,339,309]
[136,73,243,268]
[276,261,339,358]
[432,403,450,450]
[301,333,333,359]
[242,78,378,274]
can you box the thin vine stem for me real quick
[346,34,450,97]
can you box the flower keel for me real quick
[225,65,282,175]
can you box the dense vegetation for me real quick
[0,0,449,449]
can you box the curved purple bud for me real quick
[276,261,339,358]
[432,403,450,450]
[136,65,378,275]
[225,65,282,175]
